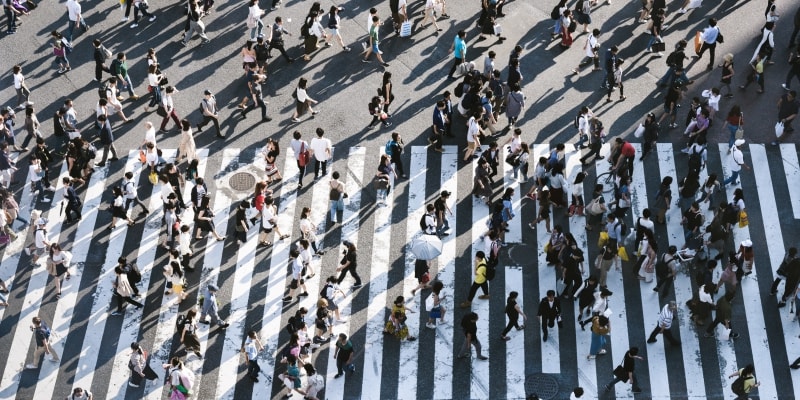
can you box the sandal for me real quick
[128,221,135,226]
[65,274,71,280]
[259,241,272,247]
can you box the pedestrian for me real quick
[606,57,626,102]
[325,6,350,51]
[109,187,136,229]
[433,190,452,235]
[785,44,800,91]
[537,289,562,342]
[25,316,59,369]
[777,256,800,307]
[241,73,271,123]
[258,139,282,184]
[722,139,749,186]
[362,15,390,67]
[242,330,263,382]
[504,83,525,129]
[457,311,488,360]
[309,127,332,179]
[319,277,346,322]
[424,280,447,329]
[64,387,92,400]
[302,8,326,61]
[646,301,681,345]
[383,296,416,341]
[718,53,735,98]
[65,0,89,42]
[129,0,156,28]
[283,248,310,303]
[128,342,158,387]
[22,107,41,150]
[296,364,324,400]
[385,132,405,178]
[291,78,320,123]
[499,291,526,341]
[771,247,798,295]
[257,196,287,246]
[335,240,362,288]
[103,78,133,123]
[178,309,203,358]
[573,275,598,321]
[11,65,32,110]
[603,346,643,393]
[167,358,194,398]
[460,251,490,308]
[62,177,82,223]
[694,18,721,71]
[3,0,19,34]
[653,245,678,297]
[120,171,148,216]
[112,265,144,315]
[267,17,294,63]
[246,0,265,40]
[773,89,800,145]
[52,40,71,74]
[430,100,447,152]
[752,21,776,64]
[195,194,225,241]
[299,209,324,256]
[182,0,211,46]
[46,243,72,298]
[739,52,766,93]
[368,96,392,128]
[559,9,574,48]
[158,86,181,133]
[28,156,52,203]
[196,90,221,138]
[109,53,139,100]
[233,201,250,244]
[95,115,120,167]
[375,154,397,205]
[328,171,345,223]
[24,214,50,265]
[332,333,357,378]
[199,284,230,329]
[728,364,760,400]
[446,30,467,79]
[587,314,610,360]
[721,105,744,149]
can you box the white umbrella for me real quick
[410,235,443,260]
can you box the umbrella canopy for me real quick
[410,234,443,260]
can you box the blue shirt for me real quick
[453,36,466,60]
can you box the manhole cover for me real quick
[525,373,559,400]
[508,243,537,266]
[229,171,256,192]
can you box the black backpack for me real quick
[320,283,331,299]
[300,18,311,37]
[655,256,669,278]
[482,262,496,281]
[127,263,142,284]
[731,376,746,395]
[615,221,629,237]
[550,5,560,19]
[688,146,705,171]
[286,316,297,334]
[666,51,679,67]
[420,213,431,232]
[175,314,188,334]
[98,82,110,100]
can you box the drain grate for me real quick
[524,373,559,400]
[229,171,257,192]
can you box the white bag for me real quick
[776,121,785,138]
[399,21,412,38]
[633,123,645,138]
[425,294,435,311]
[493,24,503,36]
[687,0,702,9]
[720,327,731,340]
[456,62,473,77]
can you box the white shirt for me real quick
[13,73,23,89]
[160,183,174,203]
[179,231,192,254]
[309,137,332,161]
[292,257,304,279]
[638,217,654,233]
[261,205,276,228]
[248,4,261,22]
[290,138,308,160]
[113,195,124,208]
[122,179,137,199]
[145,150,158,168]
[578,114,591,134]
[147,73,160,87]
[66,0,81,21]
[34,228,47,248]
[467,117,479,143]
[729,147,744,172]
[299,218,314,235]
[28,164,42,183]
[295,88,309,103]
[310,17,325,38]
[585,34,598,58]
[161,94,174,112]
[144,127,157,148]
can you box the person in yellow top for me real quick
[383,296,416,341]
[460,251,490,308]
[729,364,760,399]
[739,53,765,93]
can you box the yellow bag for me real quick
[544,242,551,254]
[738,210,749,228]
[618,246,630,262]
[598,231,609,248]
[694,31,702,54]
[148,171,158,185]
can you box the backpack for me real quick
[666,51,679,67]
[320,283,331,299]
[87,143,97,160]
[574,112,582,129]
[300,19,311,37]
[98,82,110,100]
[655,256,669,278]
[453,82,465,98]
[615,221,629,237]
[483,262,496,281]
[286,316,297,334]
[419,213,430,232]
[39,322,51,340]
[127,263,142,284]
[688,146,705,171]
[568,19,577,33]
[731,376,746,395]
[368,102,376,115]
[175,313,188,334]
[550,4,560,19]
[308,374,325,392]
[385,140,395,156]
[255,44,269,61]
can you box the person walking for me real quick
[242,330,264,382]
[112,266,144,315]
[12,65,32,110]
[425,280,447,329]
[447,30,467,79]
[646,301,681,345]
[109,53,139,100]
[457,312,488,360]
[65,387,93,400]
[459,251,490,308]
[434,190,452,236]
[290,78,320,123]
[129,0,156,28]
[178,309,203,358]
[603,346,644,393]
[309,127,332,179]
[196,90,221,138]
[328,171,345,223]
[728,364,760,400]
[267,17,294,64]
[95,115,119,167]
[128,342,159,387]
[587,314,610,360]
[199,284,230,329]
[296,364,324,400]
[771,247,798,295]
[784,44,800,90]
[703,291,739,339]
[182,0,211,46]
[333,333,356,378]
[241,73,271,123]
[362,15,390,67]
[537,289,562,342]
[158,86,181,133]
[500,291,526,340]
[722,139,749,186]
[335,240,362,288]
[385,132,405,179]
[325,6,350,52]
[62,177,82,223]
[25,316,60,369]
[290,130,309,189]
[65,0,89,42]
[694,18,721,71]
[772,89,800,145]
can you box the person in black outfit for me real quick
[335,241,362,288]
[579,117,604,165]
[457,312,488,360]
[62,177,82,223]
[561,247,584,299]
[386,132,405,178]
[96,114,119,167]
[241,73,271,122]
[92,39,112,82]
[500,291,526,340]
[640,113,659,160]
[267,17,294,63]
[604,346,643,393]
[234,200,250,244]
[537,290,562,342]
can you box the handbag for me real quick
[694,31,703,54]
[633,123,645,138]
[399,21,412,38]
[598,232,609,248]
[138,149,147,164]
[775,121,785,138]
[738,210,749,228]
[652,41,666,53]
[298,143,310,167]
[586,197,604,215]
[613,363,628,382]
[156,106,167,118]
[735,117,744,139]
[618,197,630,208]
[505,153,520,166]
[148,171,158,185]
[618,246,630,262]
[544,241,552,254]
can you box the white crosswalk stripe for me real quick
[2,143,799,399]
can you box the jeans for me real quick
[553,19,561,35]
[590,332,607,355]
[249,19,263,40]
[65,18,88,42]
[4,6,17,32]
[785,68,800,89]
[313,159,327,178]
[148,85,162,108]
[121,74,136,97]
[329,200,339,222]
[726,124,739,149]
[723,169,740,186]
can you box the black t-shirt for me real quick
[622,351,636,374]
[434,197,447,214]
[505,299,518,318]
[665,87,680,108]
[341,251,357,269]
[460,315,477,337]
[779,94,800,119]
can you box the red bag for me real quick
[298,143,310,167]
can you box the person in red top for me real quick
[613,138,635,179]
[249,180,272,225]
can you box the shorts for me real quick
[260,226,273,234]
[663,105,676,116]
[327,299,339,311]
[467,141,477,150]
[289,278,304,289]
[329,28,339,36]
[372,43,380,53]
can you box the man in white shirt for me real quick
[12,65,32,110]
[576,106,592,149]
[722,139,749,186]
[122,171,149,215]
[309,127,332,179]
[693,17,720,71]
[65,0,89,42]
[574,29,601,74]
[646,301,681,345]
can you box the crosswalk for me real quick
[0,142,799,399]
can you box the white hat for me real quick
[734,139,746,147]
[741,239,752,247]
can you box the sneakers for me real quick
[478,294,490,300]
[361,59,369,63]
[476,355,488,360]
[128,382,140,387]
[25,364,37,369]
[351,283,363,289]
[111,311,123,316]
[121,16,129,22]
[426,322,436,329]
[130,23,139,28]
[149,15,157,22]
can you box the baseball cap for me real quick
[734,139,746,146]
[441,190,451,197]
[204,89,212,95]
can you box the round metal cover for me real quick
[229,171,257,192]
[524,373,559,400]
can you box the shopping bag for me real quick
[720,327,732,340]
[775,121,785,138]
[493,24,503,36]
[138,150,147,164]
[148,171,158,185]
[544,241,552,253]
[694,31,703,54]
[687,0,702,9]
[399,21,412,37]
[598,232,609,248]
[738,210,749,228]
[633,123,645,138]
[618,246,630,262]
[652,41,666,52]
